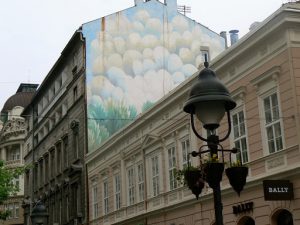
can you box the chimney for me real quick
[220,31,228,49]
[229,30,239,45]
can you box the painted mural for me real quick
[82,0,225,152]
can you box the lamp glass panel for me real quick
[195,101,225,126]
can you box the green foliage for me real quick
[142,101,154,112]
[175,166,199,185]
[0,160,27,220]
[228,160,247,167]
[87,100,138,151]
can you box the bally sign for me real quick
[263,180,294,201]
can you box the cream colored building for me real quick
[86,2,300,225]
[0,83,37,225]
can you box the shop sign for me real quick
[232,202,254,215]
[263,180,294,200]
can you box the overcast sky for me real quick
[0,0,285,110]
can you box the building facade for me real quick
[22,32,87,225]
[0,83,38,225]
[86,2,300,225]
[22,0,225,224]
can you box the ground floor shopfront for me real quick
[113,172,299,225]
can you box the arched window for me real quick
[238,216,255,225]
[274,209,294,225]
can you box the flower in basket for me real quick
[175,166,204,200]
[203,154,224,189]
[225,160,248,196]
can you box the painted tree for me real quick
[0,160,25,220]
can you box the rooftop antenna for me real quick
[178,5,191,16]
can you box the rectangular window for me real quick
[127,167,135,205]
[137,164,144,202]
[63,136,69,168]
[103,180,109,215]
[15,203,19,218]
[181,139,190,168]
[201,49,210,62]
[39,160,43,187]
[50,150,55,178]
[92,183,98,219]
[74,132,79,160]
[232,110,249,163]
[263,93,283,153]
[168,146,177,190]
[151,155,159,196]
[44,154,49,183]
[73,86,78,102]
[56,142,62,174]
[114,174,121,210]
[66,196,69,222]
[34,163,38,190]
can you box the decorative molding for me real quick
[266,155,286,171]
[250,66,281,88]
[231,86,247,101]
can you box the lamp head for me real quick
[183,63,236,131]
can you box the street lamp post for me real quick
[183,62,244,225]
[30,201,49,225]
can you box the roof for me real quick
[1,83,38,113]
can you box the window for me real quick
[7,145,20,161]
[263,93,283,153]
[13,176,20,190]
[103,180,109,215]
[232,110,249,163]
[39,160,43,186]
[137,164,144,202]
[63,136,69,168]
[151,155,160,196]
[50,150,55,178]
[73,86,78,102]
[34,163,38,190]
[56,142,62,174]
[114,174,121,210]
[181,138,190,168]
[168,146,178,190]
[66,196,70,222]
[127,167,135,205]
[15,203,19,218]
[74,131,79,160]
[92,182,99,219]
[201,50,209,62]
[44,154,49,183]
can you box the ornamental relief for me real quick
[0,119,26,141]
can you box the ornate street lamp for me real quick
[183,62,248,225]
[30,201,49,225]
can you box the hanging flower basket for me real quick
[184,170,205,200]
[203,162,224,189]
[225,166,248,196]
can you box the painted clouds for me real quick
[87,9,224,113]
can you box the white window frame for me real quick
[181,137,191,168]
[91,181,98,219]
[232,107,249,164]
[137,163,144,202]
[167,145,178,191]
[103,179,109,215]
[151,155,160,197]
[114,174,121,210]
[250,66,284,156]
[261,91,284,154]
[127,167,135,205]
